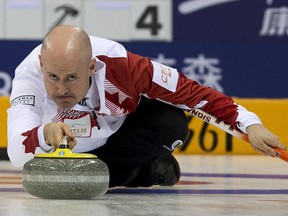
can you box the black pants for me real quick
[90,98,188,187]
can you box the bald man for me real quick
[7,25,286,188]
[39,26,95,149]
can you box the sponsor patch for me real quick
[163,140,183,151]
[151,61,179,92]
[11,95,35,107]
[64,113,92,137]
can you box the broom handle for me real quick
[189,109,288,162]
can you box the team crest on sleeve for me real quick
[11,95,35,106]
[151,61,179,92]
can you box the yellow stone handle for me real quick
[35,136,97,159]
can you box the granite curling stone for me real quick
[22,136,109,199]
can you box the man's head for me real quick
[39,25,96,109]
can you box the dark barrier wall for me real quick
[0,0,288,98]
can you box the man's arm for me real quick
[7,45,53,167]
[127,54,286,156]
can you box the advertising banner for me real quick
[1,0,288,98]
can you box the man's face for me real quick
[39,54,95,109]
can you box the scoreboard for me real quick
[0,0,172,41]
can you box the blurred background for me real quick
[1,0,288,156]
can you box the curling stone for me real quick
[22,136,109,199]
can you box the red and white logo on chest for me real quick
[52,109,97,137]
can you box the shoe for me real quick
[156,154,181,186]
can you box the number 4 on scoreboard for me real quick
[136,6,162,36]
[132,2,172,41]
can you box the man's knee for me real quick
[156,107,188,151]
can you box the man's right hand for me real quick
[43,122,77,149]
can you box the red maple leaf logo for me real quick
[21,126,40,154]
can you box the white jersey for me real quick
[7,36,261,167]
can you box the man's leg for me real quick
[91,98,188,187]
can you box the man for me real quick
[7,25,286,187]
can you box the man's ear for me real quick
[89,58,97,75]
[38,55,43,71]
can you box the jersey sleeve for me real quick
[7,45,52,167]
[127,52,261,132]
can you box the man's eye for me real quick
[68,75,77,81]
[49,75,58,80]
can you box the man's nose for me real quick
[57,82,68,95]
